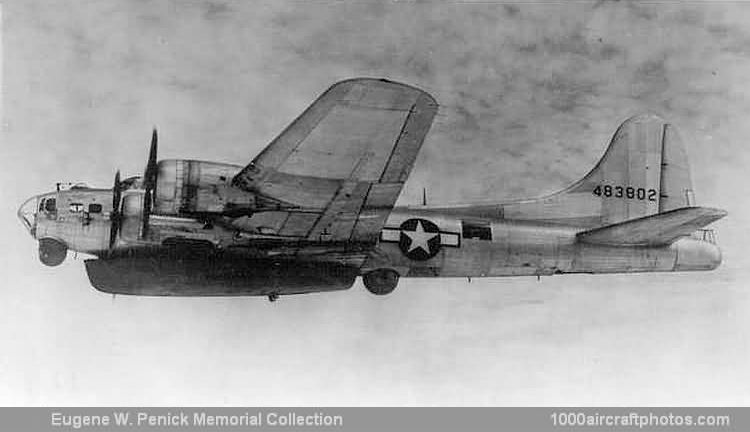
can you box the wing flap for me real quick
[577,206,727,246]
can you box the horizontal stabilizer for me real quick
[577,206,727,246]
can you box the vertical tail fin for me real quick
[431,114,698,228]
[564,114,694,225]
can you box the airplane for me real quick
[17,78,727,301]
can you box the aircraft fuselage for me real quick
[19,187,721,297]
[369,209,721,278]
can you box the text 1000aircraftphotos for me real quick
[51,411,344,428]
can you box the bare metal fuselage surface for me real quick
[372,208,720,278]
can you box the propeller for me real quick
[109,170,122,250]
[141,129,158,239]
[144,129,158,191]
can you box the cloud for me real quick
[5,0,747,203]
[202,1,232,20]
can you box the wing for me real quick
[577,206,727,246]
[232,78,438,243]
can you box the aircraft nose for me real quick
[17,196,38,238]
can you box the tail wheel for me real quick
[362,269,400,295]
[39,239,67,267]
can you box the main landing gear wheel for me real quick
[362,269,400,295]
[38,239,67,267]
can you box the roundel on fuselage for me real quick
[398,218,441,261]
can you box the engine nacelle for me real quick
[154,160,254,215]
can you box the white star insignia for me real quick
[403,220,439,254]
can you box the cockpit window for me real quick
[88,203,103,214]
[69,203,84,213]
[44,198,57,213]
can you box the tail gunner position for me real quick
[17,78,726,299]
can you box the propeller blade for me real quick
[141,129,158,240]
[143,128,158,190]
[112,170,121,211]
[109,170,122,250]
[141,189,152,239]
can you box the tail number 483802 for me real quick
[593,185,657,201]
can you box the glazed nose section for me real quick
[674,238,722,271]
[17,196,38,238]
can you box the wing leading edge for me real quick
[232,78,438,243]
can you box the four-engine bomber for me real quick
[17,78,726,300]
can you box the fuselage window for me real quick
[88,203,103,214]
[69,203,84,213]
[44,198,57,213]
[462,221,492,240]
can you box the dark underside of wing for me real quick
[231,78,438,244]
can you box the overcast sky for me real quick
[1,0,748,405]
